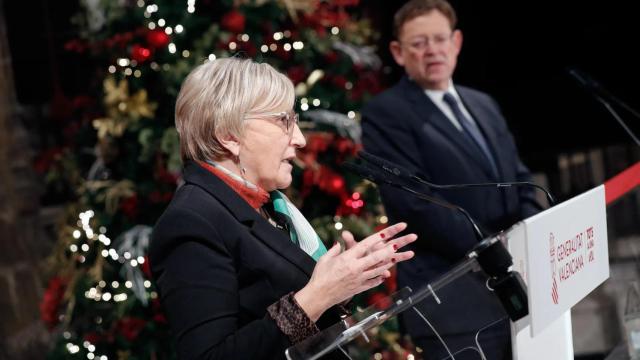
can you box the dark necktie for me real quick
[442,92,498,177]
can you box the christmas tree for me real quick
[39,0,414,358]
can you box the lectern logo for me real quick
[550,232,559,304]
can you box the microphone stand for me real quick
[358,151,557,207]
[410,177,556,207]
[398,184,485,242]
[344,162,486,241]
[343,162,530,323]
[591,94,640,147]
[567,67,640,147]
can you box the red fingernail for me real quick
[391,258,396,263]
[380,233,386,239]
[393,244,398,251]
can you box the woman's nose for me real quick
[290,123,306,148]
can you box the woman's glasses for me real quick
[252,111,299,133]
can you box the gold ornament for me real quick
[83,179,136,215]
[93,77,157,139]
[93,117,128,139]
[88,251,105,283]
[233,0,317,21]
[103,76,129,105]
[279,0,316,21]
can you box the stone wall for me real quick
[0,1,50,358]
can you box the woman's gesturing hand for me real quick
[294,222,416,321]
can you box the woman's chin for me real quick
[275,173,293,190]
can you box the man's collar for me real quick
[423,79,457,98]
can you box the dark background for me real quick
[368,0,640,173]
[4,0,640,173]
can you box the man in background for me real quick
[362,0,542,358]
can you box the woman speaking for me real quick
[150,57,416,359]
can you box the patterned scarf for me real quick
[199,161,327,261]
[199,161,269,209]
[270,191,327,261]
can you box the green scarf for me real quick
[270,190,327,261]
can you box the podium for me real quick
[286,238,521,360]
[508,185,609,359]
[285,185,611,360]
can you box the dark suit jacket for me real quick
[362,76,541,338]
[149,162,343,359]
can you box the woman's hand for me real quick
[294,222,416,321]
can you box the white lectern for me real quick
[508,185,609,360]
[285,185,610,359]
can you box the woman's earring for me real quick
[236,155,247,177]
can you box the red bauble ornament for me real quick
[242,41,258,57]
[146,29,170,48]
[153,313,168,324]
[120,194,139,219]
[340,192,364,216]
[131,44,152,63]
[141,256,152,279]
[116,317,147,342]
[287,65,307,85]
[332,75,348,89]
[83,332,102,345]
[301,168,315,198]
[221,9,246,33]
[368,291,392,310]
[34,147,63,174]
[315,3,350,27]
[345,192,364,210]
[274,46,292,61]
[384,267,398,293]
[331,176,345,192]
[40,276,67,329]
[324,50,339,64]
[374,224,388,232]
[64,39,88,53]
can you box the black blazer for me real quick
[149,162,343,359]
[362,77,541,337]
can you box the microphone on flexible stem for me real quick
[358,151,557,206]
[567,67,640,118]
[566,67,640,147]
[343,161,530,321]
[343,162,486,242]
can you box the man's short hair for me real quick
[393,0,457,39]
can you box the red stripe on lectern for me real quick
[604,161,640,205]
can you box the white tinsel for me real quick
[332,41,382,70]
[115,225,153,305]
[82,0,107,32]
[304,109,361,143]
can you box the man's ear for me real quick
[389,40,405,67]
[452,29,463,56]
[218,134,241,157]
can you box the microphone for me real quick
[343,161,486,241]
[344,161,530,321]
[566,67,640,147]
[567,68,603,94]
[566,67,640,116]
[358,151,557,206]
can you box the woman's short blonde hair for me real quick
[175,57,295,162]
